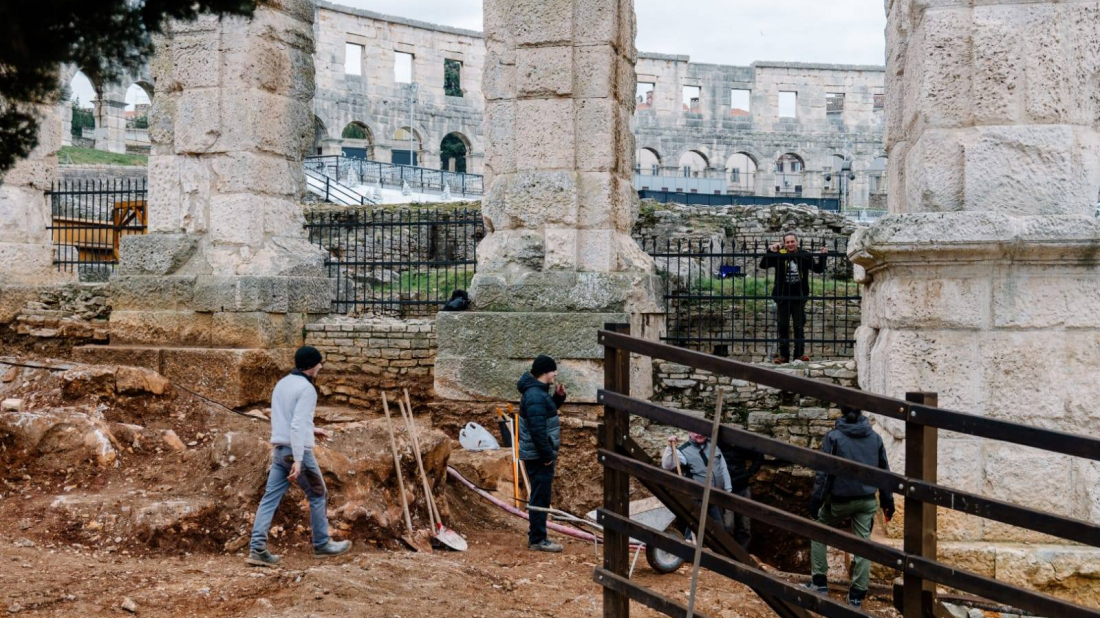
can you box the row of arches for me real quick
[316,117,479,174]
[62,67,155,155]
[638,146,886,185]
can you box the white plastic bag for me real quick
[458,422,500,451]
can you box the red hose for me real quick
[447,466,644,549]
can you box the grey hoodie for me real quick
[810,415,894,509]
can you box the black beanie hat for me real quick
[531,354,557,377]
[295,346,324,370]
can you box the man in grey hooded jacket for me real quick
[805,407,895,608]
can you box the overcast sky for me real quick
[70,0,886,107]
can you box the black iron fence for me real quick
[639,236,858,360]
[46,179,148,276]
[304,207,484,316]
[305,155,484,197]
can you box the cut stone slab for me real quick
[73,345,293,408]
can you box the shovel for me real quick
[402,389,467,552]
[382,392,424,551]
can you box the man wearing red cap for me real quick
[246,346,352,566]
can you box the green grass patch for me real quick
[58,146,148,167]
[371,269,474,297]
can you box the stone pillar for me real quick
[94,87,127,153]
[0,104,65,286]
[853,0,1100,600]
[75,0,331,408]
[435,0,662,402]
[58,87,73,148]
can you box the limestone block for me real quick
[980,331,1100,432]
[470,271,662,313]
[109,310,306,349]
[111,276,196,311]
[970,4,1023,125]
[1075,460,1100,524]
[544,228,578,270]
[482,101,515,178]
[875,274,989,330]
[507,0,573,46]
[515,46,572,97]
[1019,4,1073,125]
[474,230,545,276]
[514,99,575,170]
[261,196,308,236]
[234,236,327,278]
[435,357,603,403]
[982,442,1074,542]
[862,328,983,412]
[578,229,615,272]
[903,129,965,213]
[0,244,56,286]
[574,0,619,46]
[165,33,220,91]
[963,125,1100,216]
[207,194,267,246]
[573,46,616,98]
[117,234,199,276]
[482,45,516,102]
[992,273,1100,330]
[210,152,300,196]
[994,545,1100,607]
[158,347,293,408]
[173,90,222,154]
[494,171,579,230]
[575,98,616,172]
[0,185,50,244]
[904,7,973,130]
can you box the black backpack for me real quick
[442,289,470,312]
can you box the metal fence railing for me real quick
[304,207,484,316]
[638,236,858,360]
[305,155,484,197]
[46,179,148,275]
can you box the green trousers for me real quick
[810,496,878,592]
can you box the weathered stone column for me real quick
[94,87,127,154]
[58,87,73,148]
[853,0,1100,601]
[0,103,64,285]
[435,0,662,402]
[76,0,331,408]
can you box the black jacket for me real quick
[758,250,826,299]
[516,373,565,462]
[810,415,894,509]
[720,444,763,492]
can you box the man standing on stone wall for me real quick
[247,346,352,566]
[759,233,828,363]
[517,354,567,552]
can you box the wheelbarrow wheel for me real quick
[645,527,687,574]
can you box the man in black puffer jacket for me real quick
[805,407,895,608]
[517,354,566,552]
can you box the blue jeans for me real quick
[250,446,330,551]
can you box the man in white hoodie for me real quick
[246,346,352,566]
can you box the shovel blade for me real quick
[434,524,468,552]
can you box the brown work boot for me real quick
[773,356,788,365]
[799,355,811,362]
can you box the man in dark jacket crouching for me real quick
[805,407,895,608]
[517,354,567,552]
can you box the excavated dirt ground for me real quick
[0,354,902,618]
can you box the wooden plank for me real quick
[909,403,1100,462]
[602,322,631,618]
[599,449,906,568]
[603,390,1100,548]
[904,392,938,618]
[598,329,907,419]
[601,390,902,491]
[598,509,876,618]
[616,436,813,618]
[593,568,716,618]
[906,556,1100,618]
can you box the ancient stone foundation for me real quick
[435,0,663,402]
[75,1,331,408]
[854,0,1100,602]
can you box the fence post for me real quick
[602,322,631,618]
[903,391,938,618]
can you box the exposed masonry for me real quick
[10,284,110,342]
[305,317,437,380]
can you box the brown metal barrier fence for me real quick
[595,323,1100,618]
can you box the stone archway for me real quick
[440,132,470,173]
[340,121,375,159]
